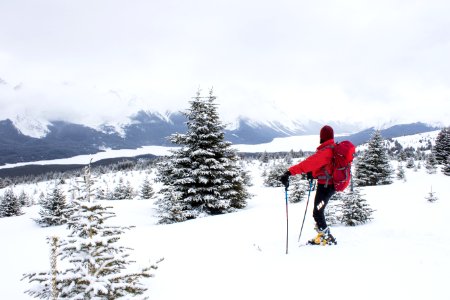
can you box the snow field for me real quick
[0,161,449,300]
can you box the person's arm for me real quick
[288,149,332,175]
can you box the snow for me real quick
[0,145,175,170]
[1,158,449,299]
[12,114,50,139]
[390,130,440,148]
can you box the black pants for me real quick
[313,184,335,231]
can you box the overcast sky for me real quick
[0,0,449,128]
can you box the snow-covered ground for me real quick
[0,160,448,300]
[389,130,440,148]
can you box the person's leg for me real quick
[310,184,337,245]
[313,184,335,230]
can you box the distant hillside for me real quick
[336,122,439,145]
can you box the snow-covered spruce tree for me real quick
[259,151,269,164]
[140,177,155,199]
[355,130,393,186]
[0,189,23,217]
[325,193,343,226]
[288,177,309,203]
[425,186,438,203]
[284,153,293,165]
[156,151,193,223]
[396,162,406,181]
[263,161,289,187]
[444,156,450,176]
[35,184,73,227]
[156,90,250,223]
[112,177,135,200]
[18,190,32,207]
[406,157,415,169]
[433,127,450,165]
[425,152,438,174]
[24,164,160,299]
[340,188,375,226]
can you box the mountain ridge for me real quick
[0,111,440,166]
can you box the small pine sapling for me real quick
[355,130,393,186]
[35,184,73,227]
[340,188,375,226]
[396,162,406,181]
[325,193,343,226]
[0,189,23,218]
[288,177,309,203]
[406,158,415,169]
[425,186,438,203]
[425,152,438,174]
[23,164,162,299]
[140,177,155,199]
[18,190,32,207]
[263,162,289,187]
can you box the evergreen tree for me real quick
[156,90,250,223]
[406,158,415,169]
[259,151,269,164]
[24,164,160,299]
[340,188,375,226]
[444,156,450,176]
[140,177,155,199]
[96,187,107,200]
[71,163,98,203]
[112,177,134,200]
[325,193,343,226]
[35,184,73,227]
[425,152,438,174]
[396,162,406,181]
[284,153,293,165]
[155,181,187,224]
[0,189,23,217]
[263,161,289,187]
[18,190,32,207]
[288,177,309,203]
[425,186,438,203]
[355,130,393,186]
[156,152,193,223]
[433,127,450,164]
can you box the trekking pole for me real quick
[285,187,289,254]
[298,179,315,242]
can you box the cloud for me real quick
[0,0,449,127]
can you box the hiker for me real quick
[280,125,337,245]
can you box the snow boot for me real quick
[307,227,337,246]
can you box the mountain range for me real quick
[0,110,439,166]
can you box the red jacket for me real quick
[289,139,335,185]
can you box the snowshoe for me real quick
[307,227,337,246]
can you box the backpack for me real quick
[331,141,356,192]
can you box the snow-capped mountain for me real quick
[11,114,50,139]
[0,110,440,166]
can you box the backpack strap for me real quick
[317,144,335,188]
[317,170,332,188]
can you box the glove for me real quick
[280,170,291,189]
[306,171,313,181]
